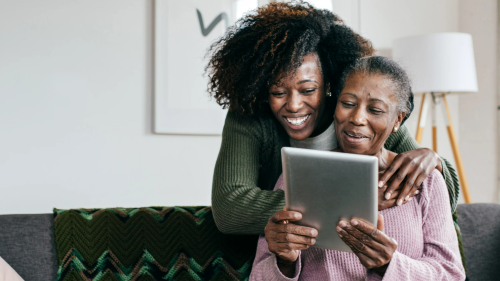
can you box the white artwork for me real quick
[155,0,257,135]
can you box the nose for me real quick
[285,91,302,113]
[350,106,367,126]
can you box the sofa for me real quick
[0,203,499,281]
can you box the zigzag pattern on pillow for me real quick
[53,206,258,281]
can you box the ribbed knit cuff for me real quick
[271,254,301,281]
[439,157,447,183]
[366,267,383,281]
[372,251,411,281]
[365,251,403,281]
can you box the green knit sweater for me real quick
[212,111,461,235]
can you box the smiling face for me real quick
[334,73,405,156]
[268,53,329,141]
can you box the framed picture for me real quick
[154,0,257,135]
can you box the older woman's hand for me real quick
[336,215,397,277]
[378,183,403,210]
[265,208,318,277]
[379,148,440,206]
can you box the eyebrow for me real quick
[369,98,388,104]
[340,93,389,105]
[340,93,357,98]
[297,79,318,85]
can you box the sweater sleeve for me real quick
[249,235,302,281]
[385,125,465,269]
[212,112,285,234]
[367,171,466,281]
[384,125,460,213]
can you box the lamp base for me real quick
[414,93,472,203]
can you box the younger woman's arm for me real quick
[383,125,460,212]
[212,112,284,234]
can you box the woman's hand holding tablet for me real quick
[264,207,318,277]
[265,207,399,277]
[336,215,398,276]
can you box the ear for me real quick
[392,112,406,133]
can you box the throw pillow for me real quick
[53,206,258,281]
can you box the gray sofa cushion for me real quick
[0,214,57,281]
[458,203,500,281]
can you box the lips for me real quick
[343,131,369,143]
[344,131,368,139]
[284,115,310,126]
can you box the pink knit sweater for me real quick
[250,170,465,280]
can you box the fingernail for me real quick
[311,238,316,244]
[338,233,342,238]
[409,197,413,201]
[397,199,402,206]
[385,192,391,200]
[339,221,347,228]
[405,195,410,201]
[351,219,358,226]
[336,226,342,232]
[378,181,384,188]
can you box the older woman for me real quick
[250,56,465,280]
[207,1,462,261]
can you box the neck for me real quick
[310,106,334,138]
[377,148,395,171]
[333,146,395,171]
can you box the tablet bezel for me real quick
[282,147,378,252]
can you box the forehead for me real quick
[296,54,321,76]
[274,53,322,85]
[342,73,397,101]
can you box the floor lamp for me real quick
[393,33,478,203]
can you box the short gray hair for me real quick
[337,56,414,124]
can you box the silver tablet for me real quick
[281,147,378,252]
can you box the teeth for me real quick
[286,115,310,126]
[347,132,364,138]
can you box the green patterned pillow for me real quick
[53,206,258,281]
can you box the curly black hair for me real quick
[206,1,374,116]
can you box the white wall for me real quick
[0,0,222,214]
[458,0,498,203]
[0,0,496,214]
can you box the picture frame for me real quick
[154,0,250,135]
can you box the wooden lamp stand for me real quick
[414,93,471,203]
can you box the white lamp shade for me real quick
[393,33,478,94]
